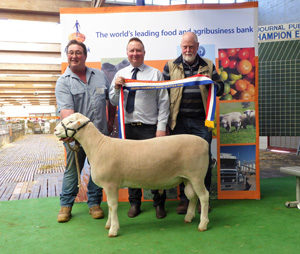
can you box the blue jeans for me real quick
[60,143,103,208]
[171,115,212,201]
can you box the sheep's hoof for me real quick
[108,227,119,237]
[105,225,110,230]
[198,221,208,231]
[184,214,194,223]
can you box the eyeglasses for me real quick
[67,51,83,56]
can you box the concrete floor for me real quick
[259,149,300,178]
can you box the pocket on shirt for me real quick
[95,87,107,107]
[70,87,85,101]
[95,87,106,95]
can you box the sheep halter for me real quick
[61,120,91,138]
[118,74,216,139]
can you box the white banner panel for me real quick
[60,4,258,62]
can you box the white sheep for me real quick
[54,113,210,237]
[240,113,249,129]
[220,112,242,132]
[243,110,256,127]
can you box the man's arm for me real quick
[211,65,224,96]
[162,62,171,81]
[156,71,170,137]
[109,73,125,106]
[55,78,75,142]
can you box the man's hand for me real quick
[114,76,125,90]
[156,130,166,137]
[60,109,74,120]
[60,137,75,143]
[59,109,75,142]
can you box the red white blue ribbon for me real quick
[118,74,216,139]
[118,86,126,139]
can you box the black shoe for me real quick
[156,205,166,219]
[128,205,141,218]
[176,200,189,214]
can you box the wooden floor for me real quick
[0,134,65,201]
[1,134,297,202]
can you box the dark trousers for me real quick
[125,123,166,207]
[171,115,212,202]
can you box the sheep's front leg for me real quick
[103,185,120,237]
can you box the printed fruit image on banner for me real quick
[218,47,255,101]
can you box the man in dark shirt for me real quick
[163,32,224,214]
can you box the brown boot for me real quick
[176,200,189,214]
[128,205,141,218]
[89,205,104,219]
[57,206,72,223]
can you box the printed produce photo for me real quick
[218,47,256,101]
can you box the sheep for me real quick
[219,112,242,132]
[240,113,249,129]
[54,113,210,237]
[243,110,256,127]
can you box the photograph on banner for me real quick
[100,57,130,138]
[220,145,256,191]
[210,138,218,199]
[218,47,256,101]
[219,102,256,144]
[101,58,130,83]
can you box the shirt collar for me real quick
[129,63,145,72]
[64,66,95,80]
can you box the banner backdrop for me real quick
[60,2,260,200]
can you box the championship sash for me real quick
[118,74,217,139]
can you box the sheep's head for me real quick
[220,118,228,129]
[54,113,90,139]
[243,110,253,117]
